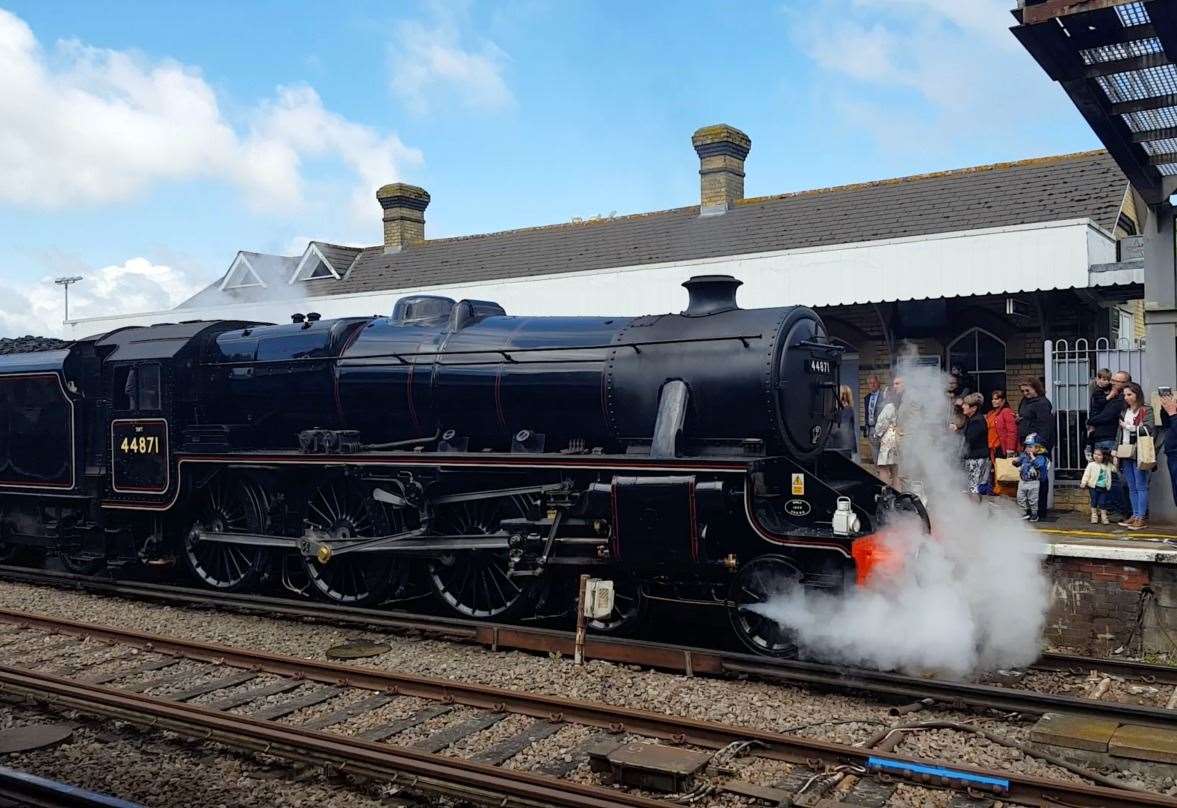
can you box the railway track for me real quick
[1,564,1174,730]
[0,766,144,808]
[0,607,1171,808]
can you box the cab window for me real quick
[113,364,162,411]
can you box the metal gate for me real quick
[1044,337,1145,478]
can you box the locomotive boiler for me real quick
[206,275,837,460]
[0,275,926,656]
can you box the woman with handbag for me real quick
[987,390,1018,496]
[1116,382,1154,531]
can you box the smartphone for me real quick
[1160,386,1173,397]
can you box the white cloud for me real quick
[390,7,513,114]
[792,0,1078,150]
[0,258,207,338]
[0,8,422,216]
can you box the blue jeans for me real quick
[1089,488,1111,509]
[1168,449,1177,508]
[1121,458,1151,519]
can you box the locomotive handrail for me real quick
[794,339,845,354]
[200,333,765,368]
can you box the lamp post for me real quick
[53,276,83,326]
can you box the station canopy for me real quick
[1014,0,1177,203]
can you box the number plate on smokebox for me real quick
[806,358,833,375]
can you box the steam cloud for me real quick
[750,358,1049,678]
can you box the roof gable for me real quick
[290,242,363,283]
[220,253,266,290]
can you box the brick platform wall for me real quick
[1045,557,1151,655]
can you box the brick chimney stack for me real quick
[377,183,430,253]
[691,124,751,215]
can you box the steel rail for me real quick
[0,665,666,808]
[0,608,1171,808]
[1032,651,1177,686]
[0,765,144,808]
[1,564,1174,728]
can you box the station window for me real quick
[947,328,1006,398]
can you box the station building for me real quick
[69,125,1147,482]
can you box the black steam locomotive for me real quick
[0,275,924,655]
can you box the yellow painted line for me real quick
[1036,527,1177,541]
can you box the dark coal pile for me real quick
[0,336,69,354]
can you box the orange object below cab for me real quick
[850,533,902,587]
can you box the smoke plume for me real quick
[750,357,1049,678]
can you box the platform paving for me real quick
[1029,712,1120,753]
[1109,723,1177,765]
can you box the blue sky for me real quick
[0,1,1098,335]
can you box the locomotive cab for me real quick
[107,360,169,496]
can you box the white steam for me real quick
[750,358,1049,678]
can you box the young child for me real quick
[1012,434,1049,522]
[1079,446,1115,525]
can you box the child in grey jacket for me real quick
[1012,434,1049,522]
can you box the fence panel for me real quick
[1044,337,1145,478]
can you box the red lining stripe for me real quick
[609,478,621,561]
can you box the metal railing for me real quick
[1044,337,1145,478]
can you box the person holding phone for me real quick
[1159,385,1177,508]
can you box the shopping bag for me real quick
[994,457,1020,483]
[1137,428,1157,471]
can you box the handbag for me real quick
[1115,442,1136,459]
[994,457,1020,483]
[1137,426,1157,471]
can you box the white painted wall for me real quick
[66,219,1115,338]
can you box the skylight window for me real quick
[306,259,334,279]
[220,254,266,291]
[290,244,342,283]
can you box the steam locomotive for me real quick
[0,275,925,655]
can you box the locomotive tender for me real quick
[0,275,924,655]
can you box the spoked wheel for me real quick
[183,476,269,592]
[301,478,407,606]
[429,496,539,620]
[587,576,647,635]
[728,554,802,658]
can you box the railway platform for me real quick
[1031,514,1177,658]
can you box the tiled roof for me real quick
[196,150,1129,305]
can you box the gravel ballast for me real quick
[0,580,1167,800]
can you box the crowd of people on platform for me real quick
[830,365,1177,531]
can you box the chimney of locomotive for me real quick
[682,275,742,316]
[376,182,431,253]
[691,124,750,215]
